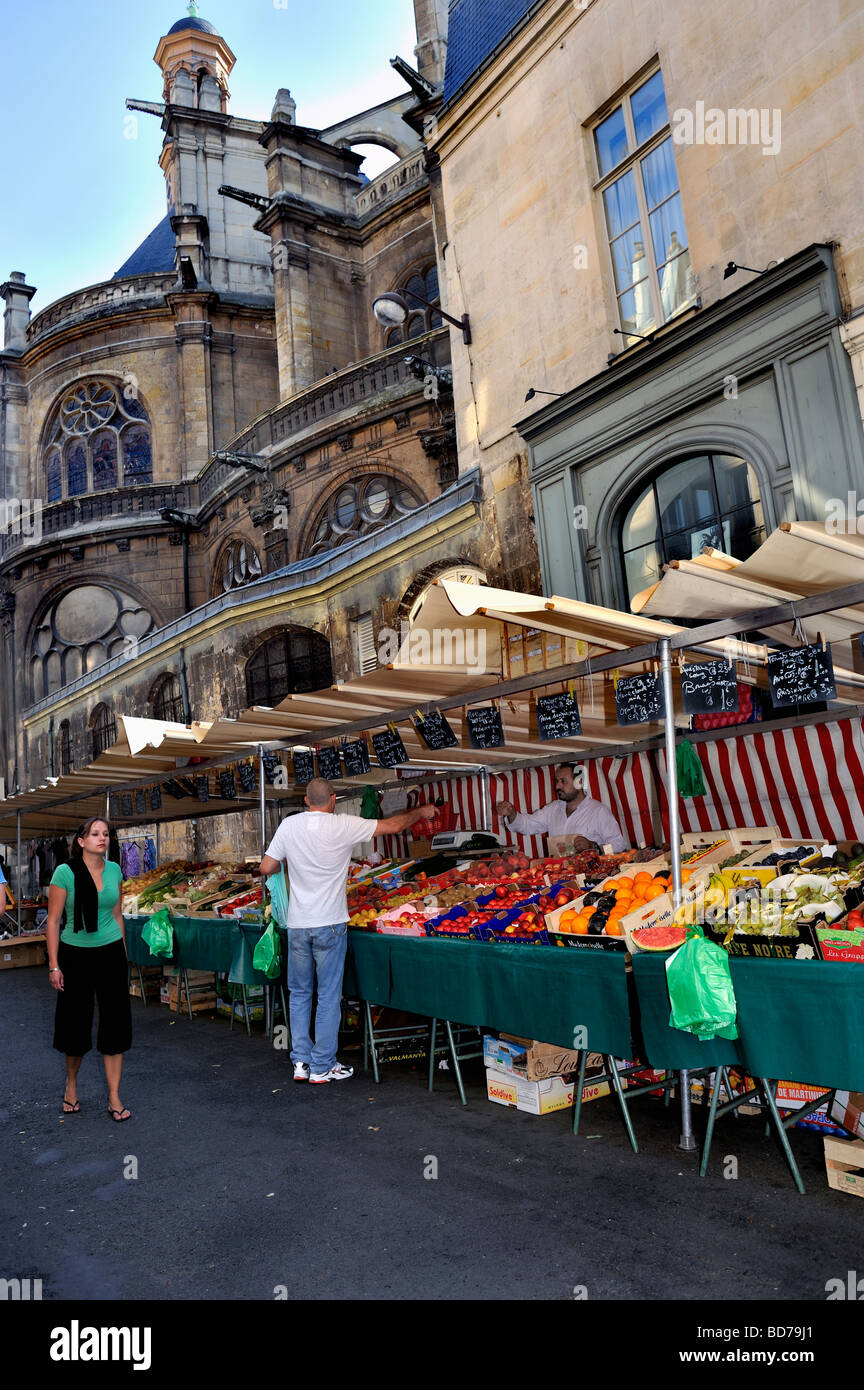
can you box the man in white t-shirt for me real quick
[260,778,436,1084]
[495,763,627,853]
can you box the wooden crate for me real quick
[824,1136,864,1198]
[0,934,47,970]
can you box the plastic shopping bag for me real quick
[266,866,290,930]
[666,926,738,1041]
[253,921,283,980]
[142,906,174,959]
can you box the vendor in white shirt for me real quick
[495,763,628,853]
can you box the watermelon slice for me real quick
[630,923,687,952]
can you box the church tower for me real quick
[153,2,236,113]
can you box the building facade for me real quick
[0,4,495,859]
[428,0,864,611]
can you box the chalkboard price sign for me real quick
[536,691,582,741]
[292,750,315,785]
[120,793,133,818]
[109,794,121,820]
[238,760,257,794]
[196,776,209,802]
[219,768,238,800]
[148,785,162,812]
[261,750,281,785]
[317,745,343,781]
[767,644,836,708]
[342,740,371,777]
[372,728,408,768]
[680,660,739,715]
[466,705,506,749]
[414,709,459,751]
[134,789,147,816]
[614,673,665,726]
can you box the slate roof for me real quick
[112,216,176,280]
[442,0,547,106]
[168,15,218,34]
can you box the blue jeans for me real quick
[285,925,348,1073]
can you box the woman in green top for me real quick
[46,818,132,1121]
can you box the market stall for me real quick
[3,521,863,1191]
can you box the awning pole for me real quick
[155,821,161,868]
[16,810,22,931]
[479,767,491,831]
[659,638,696,1154]
[258,745,266,857]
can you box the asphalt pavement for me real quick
[1,963,859,1302]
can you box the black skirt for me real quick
[53,937,132,1057]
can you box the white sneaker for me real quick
[309,1063,354,1085]
[293,1063,310,1083]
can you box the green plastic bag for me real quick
[253,921,283,980]
[142,907,174,959]
[676,739,706,798]
[360,785,381,819]
[666,926,738,1041]
[266,867,289,930]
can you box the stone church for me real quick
[0,3,526,857]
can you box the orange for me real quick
[583,902,597,916]
[631,884,648,901]
[604,921,623,936]
[681,868,693,883]
[633,871,652,886]
[643,883,666,902]
[573,917,590,935]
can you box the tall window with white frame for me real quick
[593,69,696,343]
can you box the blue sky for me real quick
[0,1,418,315]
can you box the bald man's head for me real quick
[305,778,336,808]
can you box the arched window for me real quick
[31,584,154,701]
[306,474,424,557]
[245,629,333,707]
[618,453,765,603]
[152,674,185,723]
[384,264,442,347]
[43,379,153,501]
[91,704,117,759]
[216,537,263,593]
[58,720,72,777]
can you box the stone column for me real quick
[167,290,217,478]
[171,210,212,287]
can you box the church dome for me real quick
[167,15,218,35]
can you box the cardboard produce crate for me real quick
[830,1091,864,1141]
[484,1035,603,1082]
[0,934,47,970]
[824,1136,864,1198]
[485,1065,610,1116]
[736,839,823,870]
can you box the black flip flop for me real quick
[61,1095,80,1114]
[107,1106,131,1122]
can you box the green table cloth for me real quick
[632,953,864,1090]
[631,954,744,1070]
[346,931,633,1057]
[125,915,244,977]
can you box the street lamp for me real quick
[373,290,471,345]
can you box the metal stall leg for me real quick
[571,1048,590,1135]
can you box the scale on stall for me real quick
[429,830,504,852]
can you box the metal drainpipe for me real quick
[48,716,55,779]
[182,526,191,614]
[178,649,192,724]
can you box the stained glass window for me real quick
[306,475,423,556]
[46,451,62,503]
[91,431,118,490]
[123,427,152,482]
[44,379,153,499]
[382,264,441,345]
[67,440,87,496]
[245,630,333,706]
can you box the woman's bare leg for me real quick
[102,1054,128,1117]
[63,1056,82,1109]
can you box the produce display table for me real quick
[632,954,864,1090]
[345,930,633,1057]
[125,914,239,975]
